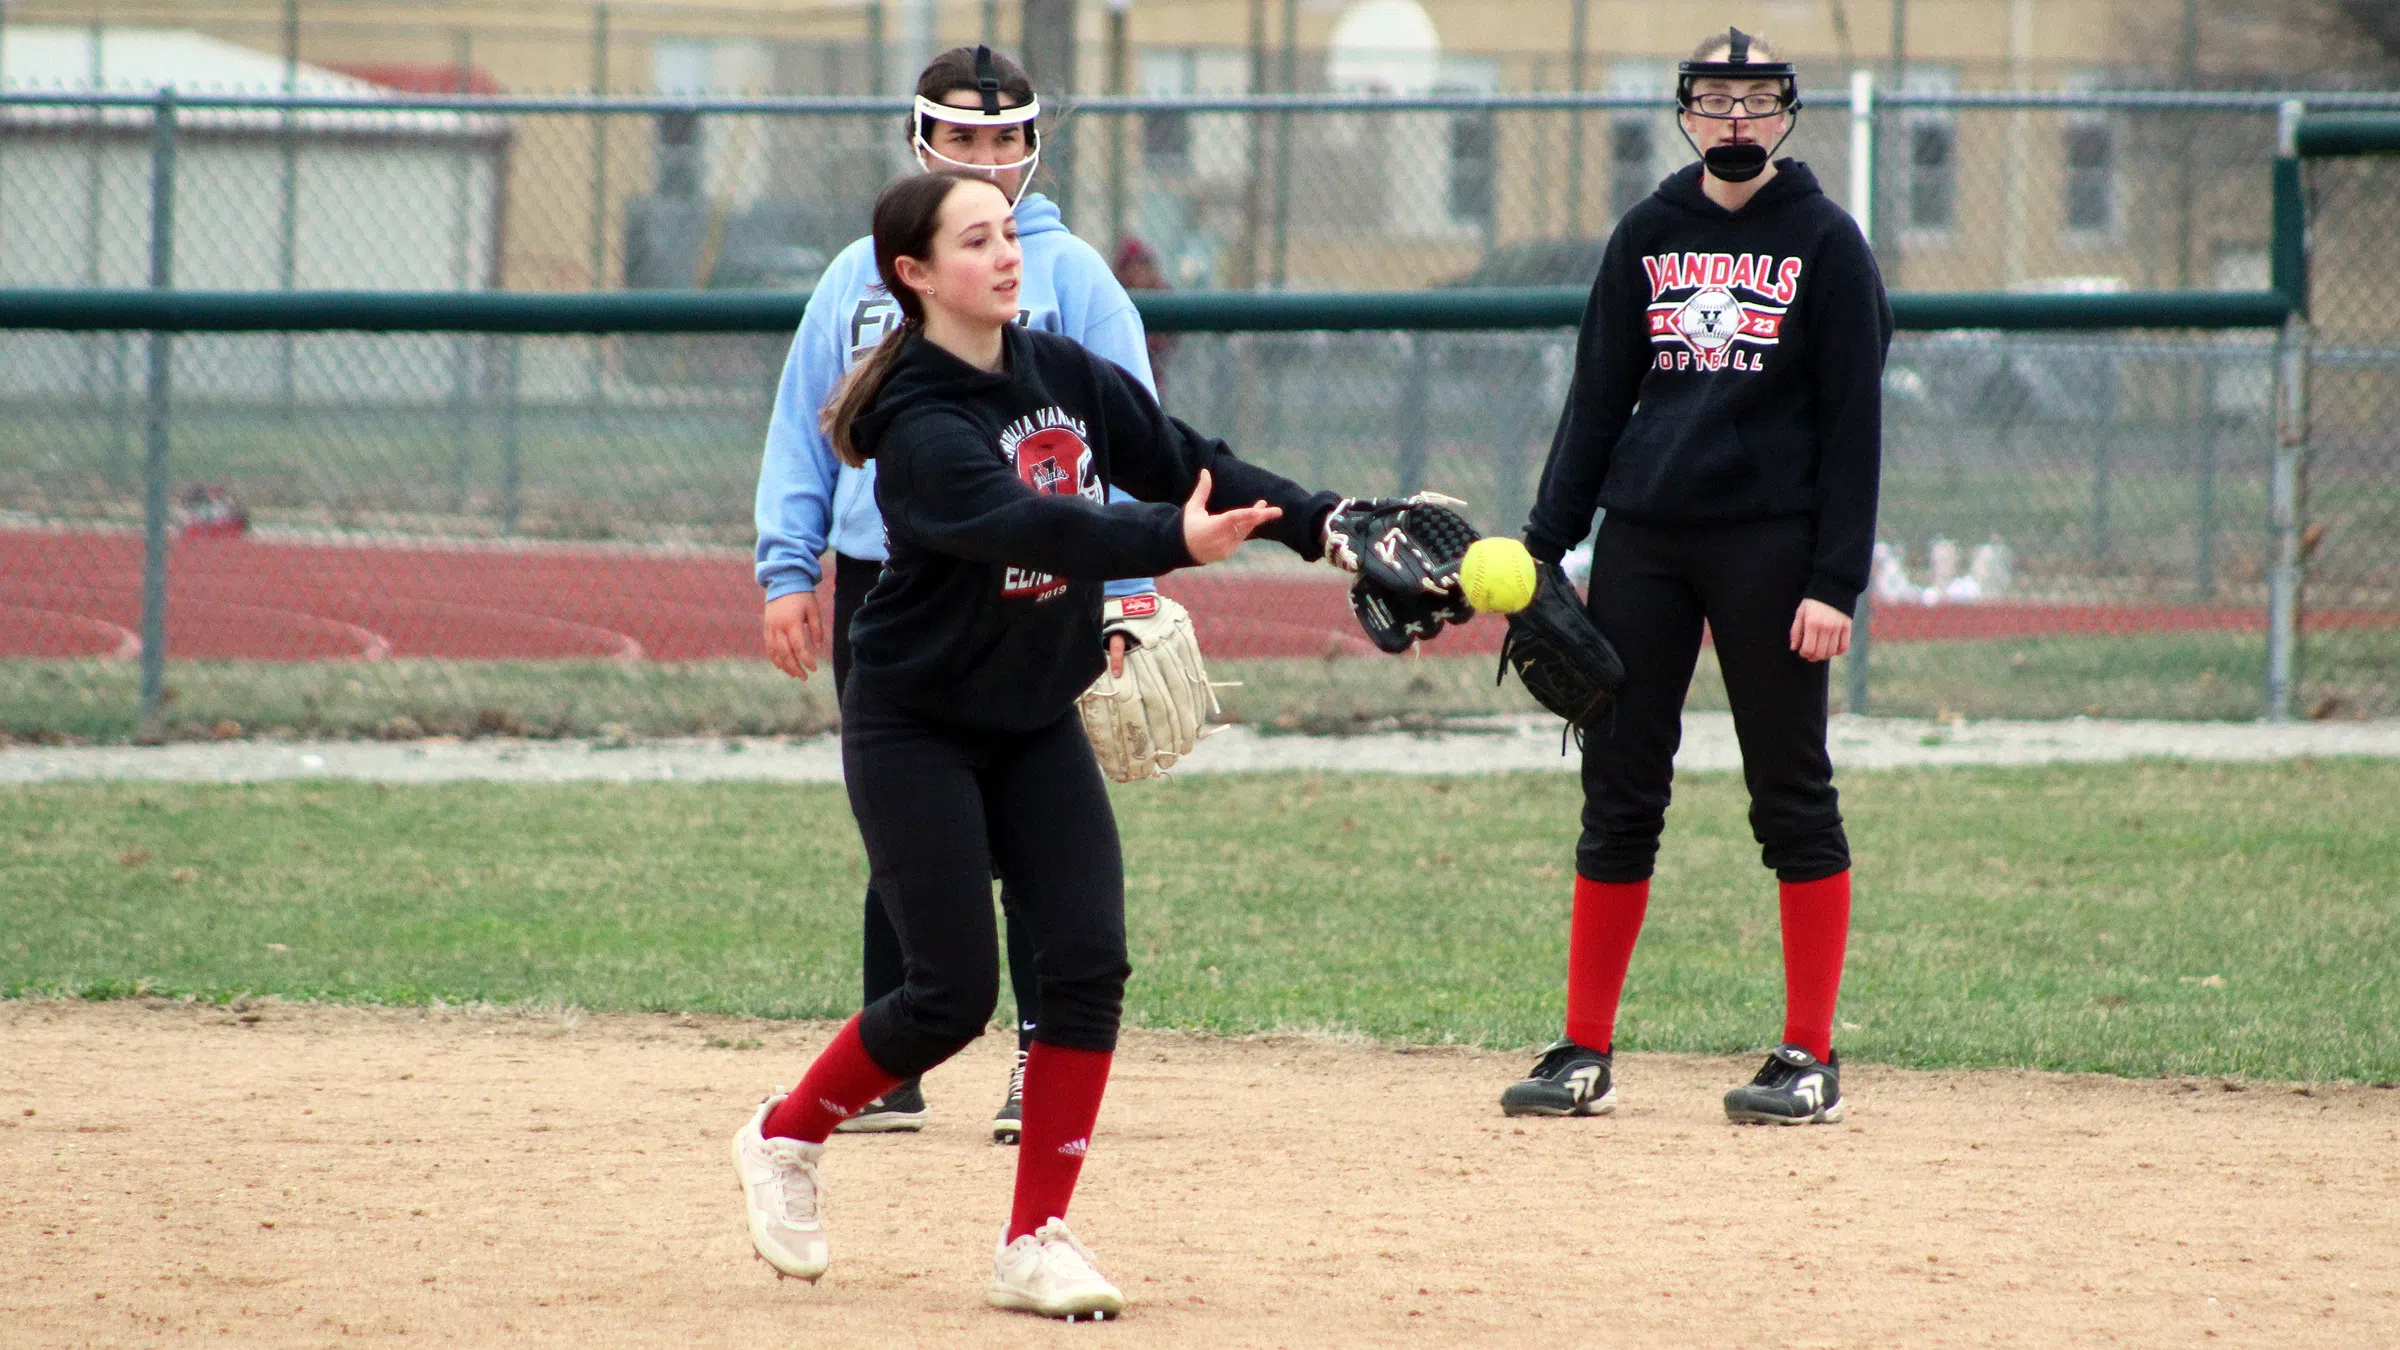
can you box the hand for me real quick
[1107,632,1130,678]
[1181,468,1282,565]
[763,590,827,679]
[1789,597,1851,663]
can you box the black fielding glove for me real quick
[1349,577,1475,655]
[1499,563,1627,734]
[1322,492,1481,600]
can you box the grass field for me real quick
[14,625,2392,743]
[6,760,2395,1082]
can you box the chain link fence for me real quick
[2298,148,2400,719]
[2,88,2394,741]
[4,87,2373,297]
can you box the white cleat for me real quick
[730,1091,829,1281]
[988,1218,1125,1320]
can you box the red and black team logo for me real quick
[1641,251,1803,374]
[997,408,1103,601]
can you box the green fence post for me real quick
[2090,436,2111,564]
[278,0,300,422]
[1395,334,1429,496]
[1566,0,1588,238]
[137,87,178,743]
[1268,0,1297,290]
[2195,403,2217,600]
[1846,70,1876,720]
[587,4,611,410]
[501,335,523,536]
[1105,1,1129,254]
[2265,99,2309,722]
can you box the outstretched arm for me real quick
[881,408,1193,581]
[1083,351,1340,561]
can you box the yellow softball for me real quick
[1459,537,1539,614]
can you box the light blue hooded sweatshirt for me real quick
[753,192,1158,601]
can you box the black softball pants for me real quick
[841,681,1131,1079]
[1577,514,1849,884]
[831,553,1042,1039]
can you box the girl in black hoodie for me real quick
[1502,29,1892,1129]
[730,170,1345,1319]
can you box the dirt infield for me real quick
[13,527,2399,664]
[5,1003,2395,1347]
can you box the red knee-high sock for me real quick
[1779,870,1853,1062]
[1564,875,1650,1053]
[762,1014,901,1144]
[1007,1043,1113,1242]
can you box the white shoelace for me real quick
[1007,1051,1028,1104]
[1036,1221,1102,1278]
[762,1139,822,1225]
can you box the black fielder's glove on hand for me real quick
[1499,562,1627,735]
[1349,577,1476,655]
[1322,492,1482,599]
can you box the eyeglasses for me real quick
[1687,92,1789,117]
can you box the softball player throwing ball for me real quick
[755,45,1167,1142]
[732,169,1455,1317]
[1503,28,1891,1126]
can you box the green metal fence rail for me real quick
[2292,114,2400,158]
[0,285,2302,335]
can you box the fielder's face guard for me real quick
[1674,28,1800,183]
[913,45,1041,205]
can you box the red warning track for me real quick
[2,528,2391,663]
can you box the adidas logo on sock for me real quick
[821,1097,852,1116]
[1058,1137,1089,1158]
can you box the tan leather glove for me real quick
[1077,594,1223,782]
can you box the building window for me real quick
[2210,245,2272,416]
[1138,48,1198,171]
[1447,107,1496,227]
[1144,109,1191,166]
[653,110,702,198]
[1604,61,1671,226]
[1904,120,1956,233]
[1609,120,1653,219]
[2064,120,2115,235]
[1894,67,1957,239]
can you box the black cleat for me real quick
[1499,1039,1615,1117]
[991,1049,1027,1145]
[1724,1044,1845,1125]
[833,1077,927,1133]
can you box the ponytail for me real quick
[816,169,994,468]
[822,317,918,468]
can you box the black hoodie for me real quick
[1524,160,1892,614]
[847,324,1339,730]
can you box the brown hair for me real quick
[820,171,999,468]
[1690,31,1781,63]
[906,45,1037,144]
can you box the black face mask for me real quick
[1703,142,1770,182]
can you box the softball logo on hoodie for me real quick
[997,407,1103,600]
[1643,251,1803,373]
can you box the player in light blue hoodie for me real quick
[754,43,1160,1142]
